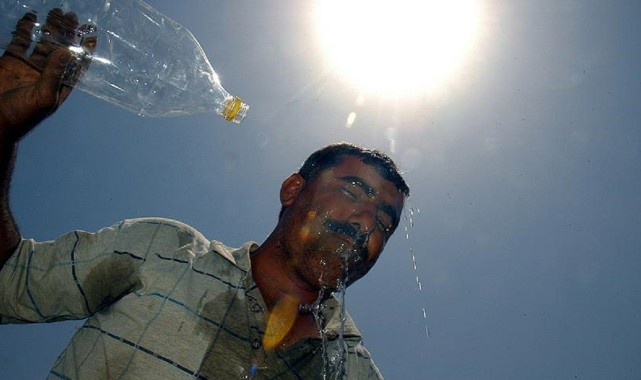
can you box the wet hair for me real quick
[299,142,410,195]
[279,142,410,219]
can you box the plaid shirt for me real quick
[0,218,383,379]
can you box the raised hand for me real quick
[0,9,96,141]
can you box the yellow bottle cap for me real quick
[223,96,249,124]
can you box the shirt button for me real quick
[251,338,262,349]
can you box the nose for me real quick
[348,205,376,235]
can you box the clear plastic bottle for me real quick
[0,0,248,123]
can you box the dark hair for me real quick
[279,142,410,219]
[299,142,410,196]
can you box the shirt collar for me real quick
[209,240,259,271]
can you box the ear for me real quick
[280,173,305,207]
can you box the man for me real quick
[0,10,409,379]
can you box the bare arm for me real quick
[0,10,95,269]
[0,140,20,267]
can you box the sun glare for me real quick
[315,0,482,97]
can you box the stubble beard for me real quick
[283,231,371,293]
[278,206,372,293]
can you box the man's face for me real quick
[279,156,405,291]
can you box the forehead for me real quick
[319,156,405,210]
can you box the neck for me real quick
[250,232,327,348]
[251,232,324,309]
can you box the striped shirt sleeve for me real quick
[0,218,195,324]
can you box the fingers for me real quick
[5,12,37,57]
[31,9,79,67]
[41,48,73,85]
[38,48,75,106]
[0,47,74,138]
[0,10,91,136]
[79,25,98,53]
[62,24,97,89]
[45,8,79,45]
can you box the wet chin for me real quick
[300,240,370,290]
[309,260,370,291]
[301,260,348,291]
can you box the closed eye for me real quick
[377,219,393,237]
[341,186,359,200]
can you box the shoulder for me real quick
[113,217,209,243]
[106,217,260,268]
[116,218,258,268]
[102,217,210,259]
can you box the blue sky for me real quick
[1,0,640,379]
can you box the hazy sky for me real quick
[1,1,640,379]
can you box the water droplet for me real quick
[404,198,430,341]
[77,24,96,37]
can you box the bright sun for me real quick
[315,0,482,97]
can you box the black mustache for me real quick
[323,220,369,249]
